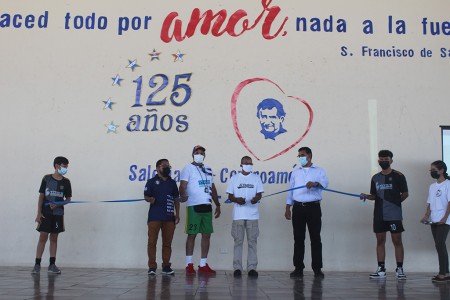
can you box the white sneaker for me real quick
[396,267,406,280]
[370,266,386,278]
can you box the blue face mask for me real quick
[58,167,68,175]
[299,156,308,167]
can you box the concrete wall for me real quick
[0,0,448,271]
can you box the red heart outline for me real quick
[231,78,314,161]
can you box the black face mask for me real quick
[161,167,171,177]
[430,171,440,179]
[379,161,390,170]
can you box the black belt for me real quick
[293,200,321,207]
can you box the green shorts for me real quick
[185,205,213,234]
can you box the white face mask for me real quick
[299,156,308,167]
[193,154,204,164]
[58,167,68,175]
[242,164,253,173]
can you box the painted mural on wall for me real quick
[2,0,448,187]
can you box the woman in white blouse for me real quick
[421,160,450,282]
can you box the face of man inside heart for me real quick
[231,78,313,161]
[258,107,284,133]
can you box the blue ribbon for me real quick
[101,199,145,203]
[225,185,365,203]
[319,188,362,199]
[45,199,145,205]
[263,185,363,200]
[262,185,307,198]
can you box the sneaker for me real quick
[233,269,242,278]
[432,275,447,283]
[198,263,216,274]
[47,264,61,274]
[31,264,41,274]
[148,268,156,275]
[290,269,303,278]
[186,263,196,275]
[248,269,258,278]
[369,266,386,279]
[162,266,174,275]
[396,267,406,280]
[313,269,325,278]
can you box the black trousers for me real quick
[292,202,322,270]
[431,224,450,275]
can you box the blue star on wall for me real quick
[126,59,140,71]
[111,74,123,86]
[172,50,185,62]
[102,98,115,110]
[106,121,119,133]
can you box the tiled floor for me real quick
[0,267,449,299]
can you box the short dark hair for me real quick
[240,156,252,163]
[378,150,393,159]
[298,147,312,156]
[53,156,69,168]
[256,98,286,118]
[156,159,168,168]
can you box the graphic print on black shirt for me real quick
[39,175,72,216]
[370,170,408,221]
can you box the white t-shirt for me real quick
[427,179,450,225]
[226,172,264,220]
[180,163,214,207]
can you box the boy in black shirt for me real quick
[361,150,409,280]
[32,156,72,274]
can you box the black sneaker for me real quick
[395,267,406,280]
[162,266,174,275]
[314,269,325,278]
[31,264,41,274]
[290,269,303,278]
[47,264,61,274]
[148,268,156,275]
[432,275,447,283]
[248,270,258,278]
[233,269,242,277]
[370,266,386,279]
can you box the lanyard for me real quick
[194,164,209,194]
